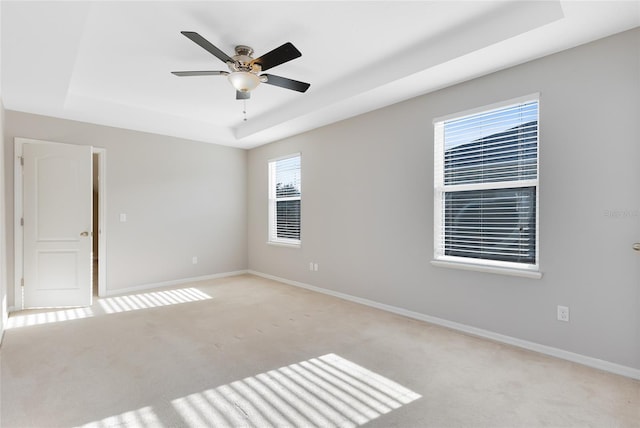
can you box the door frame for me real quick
[13,138,107,310]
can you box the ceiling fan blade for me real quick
[252,42,301,71]
[171,71,228,77]
[236,91,250,100]
[262,74,310,93]
[181,31,233,64]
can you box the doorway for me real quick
[92,148,106,297]
[92,149,106,297]
[14,138,107,310]
[93,154,99,296]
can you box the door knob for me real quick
[633,243,640,251]
[80,231,89,237]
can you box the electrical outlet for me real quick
[192,256,198,265]
[557,305,569,322]
[314,263,319,271]
[309,262,314,271]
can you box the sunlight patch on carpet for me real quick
[98,288,212,314]
[171,353,421,427]
[7,288,212,328]
[76,406,161,428]
[7,307,94,329]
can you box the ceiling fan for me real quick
[172,31,311,100]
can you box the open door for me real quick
[22,141,93,308]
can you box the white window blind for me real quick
[434,97,539,269]
[269,154,301,245]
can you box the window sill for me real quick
[431,259,542,279]
[267,241,301,249]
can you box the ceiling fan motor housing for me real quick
[229,45,262,73]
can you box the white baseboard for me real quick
[104,270,248,297]
[248,270,640,380]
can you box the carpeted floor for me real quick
[1,274,638,427]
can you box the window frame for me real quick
[268,153,302,248]
[432,94,541,278]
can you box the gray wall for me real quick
[0,99,6,340]
[248,28,640,370]
[4,112,248,305]
[0,2,5,342]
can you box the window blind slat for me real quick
[445,122,537,139]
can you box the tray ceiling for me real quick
[2,1,639,148]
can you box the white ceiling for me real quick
[2,1,639,149]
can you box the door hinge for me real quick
[21,278,24,287]
[19,156,24,166]
[20,217,24,226]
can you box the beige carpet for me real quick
[1,274,638,427]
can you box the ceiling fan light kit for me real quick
[172,31,310,102]
[228,71,261,92]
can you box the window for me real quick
[269,154,301,246]
[433,95,539,274]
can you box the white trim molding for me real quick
[248,270,640,380]
[431,259,542,279]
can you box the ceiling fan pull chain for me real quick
[243,99,248,122]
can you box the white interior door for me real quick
[23,141,93,308]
